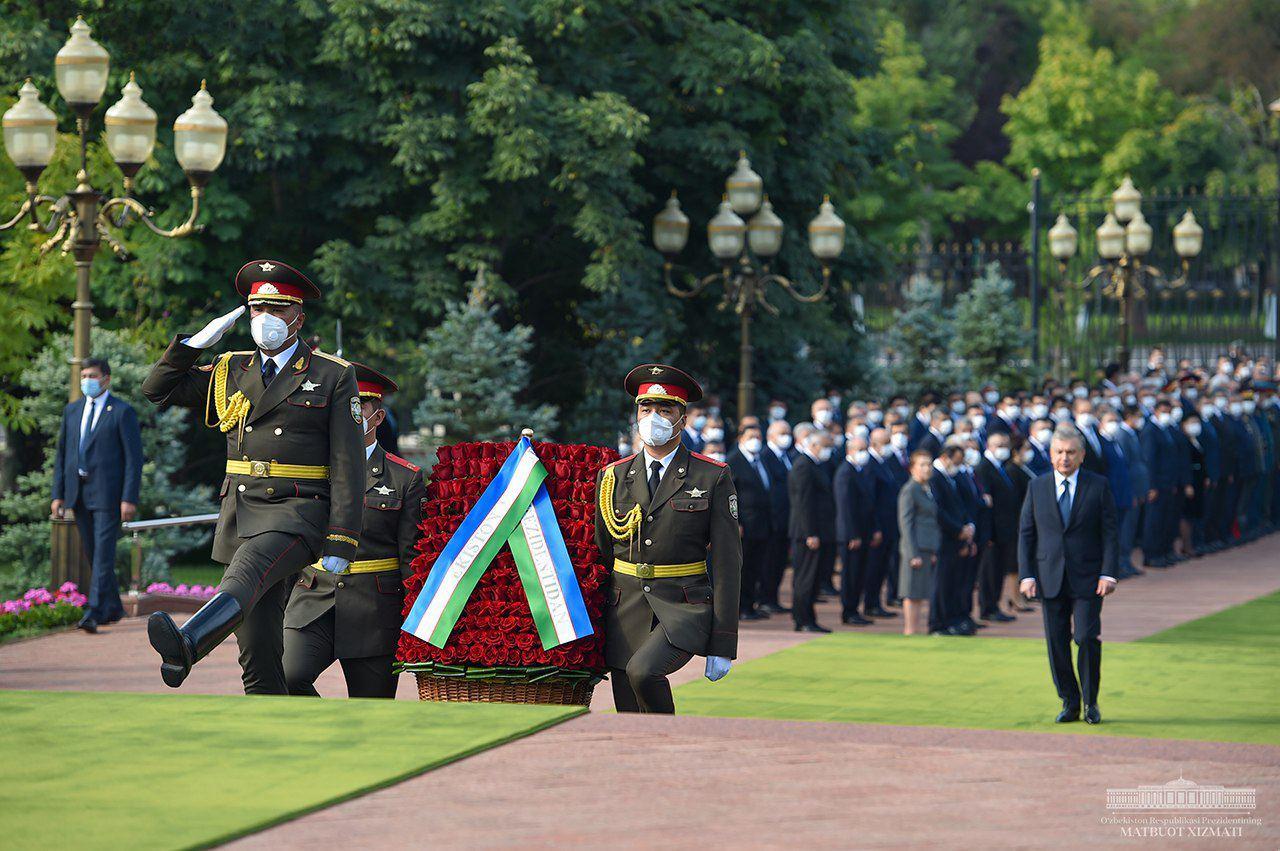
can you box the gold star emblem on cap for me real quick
[301,379,320,391]
[649,366,663,374]
[375,485,394,495]
[685,487,706,498]
[259,261,277,272]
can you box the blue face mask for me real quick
[81,377,102,398]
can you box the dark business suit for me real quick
[927,467,968,632]
[788,453,836,628]
[1140,422,1176,563]
[865,453,900,610]
[1025,441,1052,476]
[976,456,1019,617]
[727,447,773,614]
[833,459,880,619]
[761,445,793,608]
[1077,424,1109,476]
[954,468,986,623]
[51,392,143,623]
[1018,470,1118,709]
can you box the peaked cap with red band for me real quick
[624,363,703,406]
[351,362,398,399]
[234,259,322,306]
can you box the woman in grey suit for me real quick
[898,450,941,635]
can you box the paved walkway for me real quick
[230,713,1280,849]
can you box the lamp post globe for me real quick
[807,195,845,262]
[2,79,58,183]
[1112,176,1142,223]
[707,195,747,261]
[54,17,110,117]
[1096,212,1126,260]
[1048,213,1078,261]
[1125,210,1153,256]
[747,196,784,259]
[104,73,157,180]
[652,191,690,256]
[1173,209,1204,259]
[725,151,763,216]
[173,81,228,186]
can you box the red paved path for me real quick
[230,713,1280,849]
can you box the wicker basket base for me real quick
[415,673,595,706]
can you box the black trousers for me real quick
[860,540,889,612]
[978,541,1015,616]
[1041,590,1103,708]
[283,607,397,698]
[957,550,979,621]
[839,542,868,618]
[739,536,769,613]
[609,627,694,714]
[762,534,789,605]
[72,499,124,623]
[218,531,316,696]
[790,539,830,627]
[883,540,900,601]
[928,546,961,632]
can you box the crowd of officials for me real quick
[621,347,1280,635]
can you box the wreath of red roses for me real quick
[395,441,617,671]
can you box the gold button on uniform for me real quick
[266,487,274,495]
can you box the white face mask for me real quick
[1185,422,1202,437]
[1214,397,1228,409]
[992,446,1011,462]
[852,450,870,466]
[890,433,909,450]
[951,401,966,414]
[963,448,980,467]
[814,408,833,426]
[1132,418,1145,431]
[1243,400,1257,414]
[769,406,787,421]
[984,391,999,405]
[970,414,986,429]
[1075,413,1094,428]
[1021,449,1035,464]
[362,415,375,437]
[852,424,869,439]
[638,412,676,447]
[1101,420,1120,438]
[1230,402,1244,417]
[703,427,725,443]
[1035,428,1053,445]
[1155,412,1172,427]
[866,409,884,425]
[742,437,763,454]
[1004,405,1022,419]
[1140,396,1156,408]
[774,434,793,449]
[895,405,911,419]
[1030,404,1048,420]
[1124,395,1137,406]
[937,419,953,435]
[1171,407,1183,422]
[251,311,294,350]
[816,446,834,463]
[1072,386,1088,398]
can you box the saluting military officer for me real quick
[141,260,365,694]
[594,364,742,714]
[282,363,426,698]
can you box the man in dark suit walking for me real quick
[789,431,836,632]
[1018,424,1119,725]
[50,358,143,633]
[727,424,774,621]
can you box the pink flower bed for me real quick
[1,582,87,614]
[145,582,219,599]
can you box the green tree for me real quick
[886,279,966,399]
[414,272,557,443]
[952,262,1033,389]
[0,327,213,598]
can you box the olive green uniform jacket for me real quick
[284,444,427,658]
[141,336,365,564]
[594,445,742,669]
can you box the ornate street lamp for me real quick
[1050,176,1203,367]
[654,152,844,417]
[1,17,228,400]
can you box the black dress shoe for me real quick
[820,585,840,597]
[963,618,986,630]
[77,617,98,634]
[739,609,766,621]
[761,602,791,615]
[886,598,903,608]
[952,623,975,635]
[867,607,897,618]
[841,614,872,625]
[795,623,832,633]
[1056,703,1081,723]
[984,611,1015,622]
[1084,704,1102,724]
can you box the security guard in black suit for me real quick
[141,260,365,693]
[283,364,426,698]
[595,364,742,714]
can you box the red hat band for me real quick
[357,380,384,399]
[247,280,305,303]
[636,381,689,403]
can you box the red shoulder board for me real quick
[386,452,420,472]
[691,451,727,468]
[610,453,637,468]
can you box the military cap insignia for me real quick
[350,396,362,423]
[685,486,706,498]
[258,282,279,294]
[648,383,667,395]
[649,366,664,375]
[259,262,277,272]
[729,494,738,519]
[301,379,320,391]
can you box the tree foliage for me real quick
[886,279,967,400]
[952,262,1033,389]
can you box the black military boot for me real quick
[147,592,242,688]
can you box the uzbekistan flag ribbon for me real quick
[401,437,594,650]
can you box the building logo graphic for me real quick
[1106,775,1256,812]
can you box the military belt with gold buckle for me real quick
[309,557,399,575]
[225,459,330,480]
[613,559,707,579]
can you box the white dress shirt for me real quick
[641,445,679,485]
[259,339,300,378]
[1052,468,1115,583]
[78,390,110,476]
[365,441,377,461]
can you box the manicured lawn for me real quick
[168,560,225,587]
[1,690,582,849]
[674,591,1280,745]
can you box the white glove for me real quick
[319,556,350,574]
[704,656,732,682]
[184,305,246,349]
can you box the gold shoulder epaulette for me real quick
[312,350,351,367]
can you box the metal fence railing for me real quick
[120,513,219,591]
